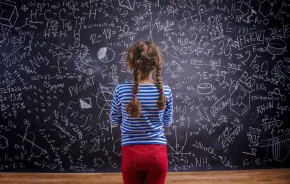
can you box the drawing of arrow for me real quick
[235,53,243,59]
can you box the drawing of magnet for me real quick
[197,83,213,95]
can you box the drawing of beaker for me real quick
[271,133,290,162]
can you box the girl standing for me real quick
[110,41,173,184]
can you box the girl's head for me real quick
[126,41,167,117]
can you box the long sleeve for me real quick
[109,85,122,127]
[163,89,173,127]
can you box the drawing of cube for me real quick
[0,2,19,27]
[113,138,122,156]
[94,158,105,167]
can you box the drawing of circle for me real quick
[97,47,115,63]
[197,83,213,95]
[267,39,287,56]
[96,91,113,110]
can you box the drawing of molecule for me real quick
[259,0,272,18]
[230,84,252,116]
[0,135,9,149]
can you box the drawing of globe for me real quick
[97,47,115,63]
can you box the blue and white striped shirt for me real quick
[109,82,173,146]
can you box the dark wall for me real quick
[0,0,289,172]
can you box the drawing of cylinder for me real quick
[0,2,18,27]
[197,83,213,95]
[267,38,287,60]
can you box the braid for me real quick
[132,67,139,94]
[156,62,167,110]
[126,41,165,116]
[126,65,141,117]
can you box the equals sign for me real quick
[14,156,20,160]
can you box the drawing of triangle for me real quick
[80,98,92,109]
[199,5,207,14]
[177,66,184,72]
[182,0,194,10]
[197,104,210,122]
[118,0,135,10]
[167,60,184,73]
[171,60,178,65]
[24,45,32,51]
[165,66,171,73]
[155,0,159,6]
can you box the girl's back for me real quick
[110,82,173,146]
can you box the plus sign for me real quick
[21,5,28,12]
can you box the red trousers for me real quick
[122,144,168,184]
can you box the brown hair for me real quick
[126,41,167,117]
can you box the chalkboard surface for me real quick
[0,0,289,173]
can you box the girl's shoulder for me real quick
[163,84,171,90]
[115,82,132,87]
[115,82,172,93]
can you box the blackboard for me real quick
[0,0,289,173]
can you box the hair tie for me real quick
[160,90,164,94]
[133,94,137,97]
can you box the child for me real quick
[110,41,173,184]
